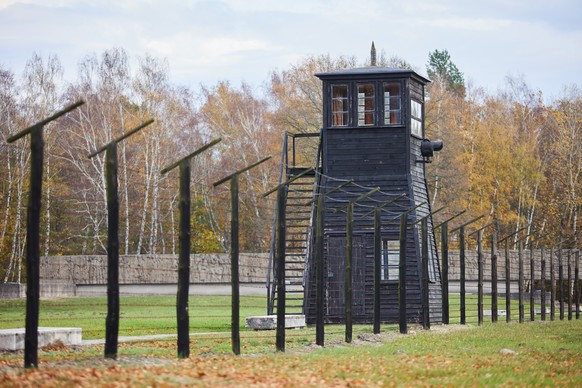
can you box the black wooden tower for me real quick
[267,59,443,325]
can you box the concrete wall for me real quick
[39,253,269,285]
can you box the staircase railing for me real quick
[266,132,289,315]
[266,131,322,315]
[302,131,323,313]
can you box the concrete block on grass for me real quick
[0,327,82,351]
[245,315,306,330]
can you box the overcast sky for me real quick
[1,0,581,101]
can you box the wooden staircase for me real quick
[267,132,320,315]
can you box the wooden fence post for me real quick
[576,250,580,320]
[162,138,222,359]
[315,193,325,346]
[491,231,498,323]
[568,249,573,321]
[505,241,511,322]
[559,248,564,321]
[421,217,430,329]
[550,247,555,321]
[276,185,287,351]
[399,212,408,334]
[373,208,382,334]
[89,119,155,359]
[517,239,525,323]
[345,202,353,343]
[441,222,449,325]
[434,210,466,326]
[541,246,546,321]
[477,229,484,326]
[104,143,120,358]
[530,243,535,321]
[216,156,271,355]
[6,101,84,368]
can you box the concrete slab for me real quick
[0,327,82,351]
[245,315,306,330]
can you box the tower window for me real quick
[381,239,400,281]
[357,83,375,126]
[411,99,423,137]
[331,84,349,127]
[383,83,401,125]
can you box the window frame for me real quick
[357,82,375,127]
[382,81,402,126]
[330,84,350,127]
[381,238,400,282]
[410,98,423,138]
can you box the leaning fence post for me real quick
[216,157,272,356]
[505,240,511,322]
[6,101,84,368]
[162,138,222,359]
[90,118,155,360]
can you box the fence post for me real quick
[459,226,466,324]
[315,193,325,346]
[162,137,222,359]
[550,247,555,321]
[576,250,580,320]
[541,246,546,321]
[6,101,84,368]
[373,208,382,334]
[559,248,564,321]
[399,212,408,334]
[104,143,120,358]
[218,156,272,355]
[568,249,572,321]
[441,222,449,325]
[421,217,430,330]
[491,231,498,322]
[517,239,525,323]
[345,202,353,343]
[477,229,484,326]
[90,119,155,359]
[505,240,511,322]
[276,185,287,351]
[530,243,535,321]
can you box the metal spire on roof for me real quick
[371,41,377,66]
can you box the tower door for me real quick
[326,235,368,321]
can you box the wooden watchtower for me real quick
[267,57,443,325]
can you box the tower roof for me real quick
[315,66,430,84]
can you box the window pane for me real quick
[384,83,401,125]
[357,83,374,126]
[332,85,349,127]
[411,99,423,137]
[381,239,400,281]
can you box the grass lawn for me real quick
[1,318,581,386]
